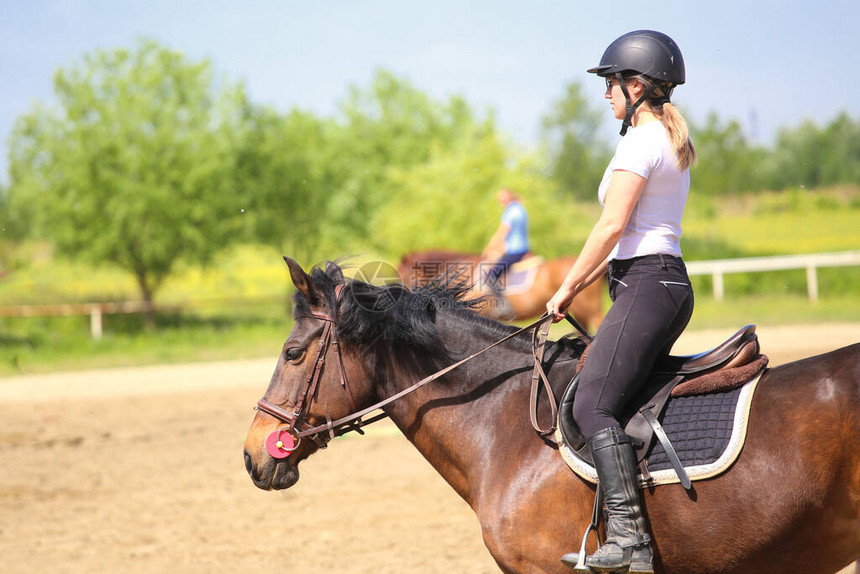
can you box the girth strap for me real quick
[640,408,691,490]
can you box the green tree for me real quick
[761,119,825,190]
[762,113,860,190]
[373,132,595,263]
[326,70,495,254]
[0,182,16,274]
[6,40,247,327]
[820,113,860,185]
[540,81,610,201]
[372,132,511,255]
[234,105,336,263]
[689,112,765,196]
[366,73,599,263]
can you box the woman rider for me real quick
[546,30,697,573]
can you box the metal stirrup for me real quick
[572,485,604,572]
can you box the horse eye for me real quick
[285,348,306,363]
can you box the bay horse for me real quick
[244,258,860,574]
[397,249,604,332]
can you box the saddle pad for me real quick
[504,265,540,295]
[558,369,764,488]
[510,255,544,272]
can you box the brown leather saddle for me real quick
[558,325,765,490]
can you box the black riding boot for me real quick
[562,427,654,573]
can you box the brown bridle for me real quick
[255,284,370,449]
[255,283,562,453]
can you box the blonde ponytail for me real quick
[660,102,697,171]
[632,74,697,171]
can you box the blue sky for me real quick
[1,1,858,183]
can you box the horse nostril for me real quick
[244,450,254,477]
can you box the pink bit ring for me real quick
[265,428,298,459]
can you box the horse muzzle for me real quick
[244,447,302,491]
[244,415,314,490]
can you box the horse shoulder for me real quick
[475,452,596,574]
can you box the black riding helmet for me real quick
[588,30,685,135]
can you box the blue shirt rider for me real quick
[482,189,529,317]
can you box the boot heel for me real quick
[628,561,655,574]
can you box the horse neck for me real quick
[379,314,541,504]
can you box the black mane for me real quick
[292,261,530,359]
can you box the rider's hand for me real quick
[546,290,573,323]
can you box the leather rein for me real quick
[256,285,562,451]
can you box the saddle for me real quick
[502,255,544,295]
[556,325,768,489]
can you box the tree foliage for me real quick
[539,81,610,201]
[6,40,247,317]
[234,105,336,263]
[323,71,499,255]
[761,113,860,190]
[689,112,766,196]
[372,131,515,255]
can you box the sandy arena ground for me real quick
[1,324,858,574]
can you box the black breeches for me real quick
[572,254,694,437]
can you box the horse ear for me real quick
[325,260,344,284]
[283,256,318,305]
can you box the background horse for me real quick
[245,258,860,574]
[398,249,604,331]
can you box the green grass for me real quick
[0,305,292,377]
[0,243,297,376]
[683,187,860,257]
[686,293,860,329]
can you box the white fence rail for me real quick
[0,301,169,339]
[0,295,281,339]
[684,250,860,302]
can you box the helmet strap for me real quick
[616,72,659,136]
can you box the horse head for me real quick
[244,257,446,491]
[244,257,367,490]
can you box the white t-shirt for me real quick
[597,121,690,261]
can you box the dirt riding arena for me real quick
[2,324,858,574]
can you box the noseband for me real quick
[256,284,369,451]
